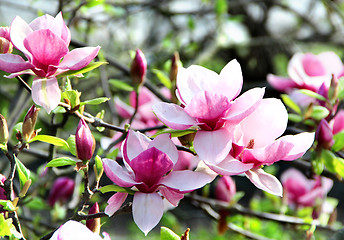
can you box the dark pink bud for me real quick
[316,119,334,149]
[130,49,147,86]
[22,105,40,142]
[86,202,101,234]
[331,110,344,135]
[48,177,75,206]
[76,119,95,161]
[0,174,6,200]
[215,176,236,203]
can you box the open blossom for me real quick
[0,12,100,112]
[204,98,315,196]
[268,52,344,93]
[102,130,213,235]
[281,168,333,208]
[153,60,264,164]
[50,220,110,240]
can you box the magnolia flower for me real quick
[204,98,315,196]
[0,27,12,54]
[50,220,110,240]
[0,12,100,112]
[330,110,344,135]
[76,119,95,161]
[102,130,213,235]
[267,52,344,93]
[281,168,333,208]
[215,176,236,203]
[48,177,75,206]
[130,49,147,86]
[153,60,264,164]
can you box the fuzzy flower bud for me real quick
[86,202,101,234]
[76,119,95,161]
[48,177,75,206]
[22,105,40,143]
[130,49,147,86]
[316,119,334,149]
[215,176,236,203]
[0,114,9,146]
[0,27,12,54]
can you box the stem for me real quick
[128,86,140,125]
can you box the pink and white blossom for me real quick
[102,130,213,235]
[205,98,315,196]
[267,52,344,93]
[281,168,333,208]
[0,12,100,112]
[153,60,265,164]
[50,220,110,240]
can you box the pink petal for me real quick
[280,132,315,160]
[51,220,103,240]
[59,46,100,70]
[149,134,178,165]
[130,147,173,187]
[206,156,254,175]
[10,16,33,59]
[31,77,61,113]
[241,139,294,164]
[114,96,134,119]
[267,74,298,92]
[184,91,231,120]
[218,59,243,100]
[301,53,326,77]
[159,170,213,192]
[105,192,128,216]
[176,65,220,105]
[331,110,344,135]
[29,13,63,40]
[193,128,233,164]
[133,192,164,235]
[24,29,68,71]
[122,130,150,163]
[152,102,198,130]
[225,87,265,125]
[318,52,343,77]
[159,187,184,206]
[245,168,283,196]
[0,54,33,73]
[287,53,308,86]
[239,98,288,148]
[102,158,137,187]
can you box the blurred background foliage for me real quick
[1,0,344,239]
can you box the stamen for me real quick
[247,139,255,149]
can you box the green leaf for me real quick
[311,151,324,175]
[0,200,16,212]
[14,156,30,188]
[152,129,197,138]
[109,79,134,91]
[58,61,107,78]
[281,94,301,114]
[160,227,180,240]
[28,135,69,148]
[61,90,81,109]
[105,148,119,159]
[0,214,11,237]
[332,131,344,152]
[215,0,228,17]
[26,197,48,210]
[299,89,327,102]
[80,97,110,106]
[152,69,172,89]
[100,184,135,195]
[46,157,76,168]
[337,77,344,100]
[67,135,76,156]
[322,149,344,177]
[288,113,303,122]
[310,106,330,120]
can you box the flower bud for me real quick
[170,52,180,103]
[48,177,75,206]
[215,176,236,203]
[316,119,334,149]
[86,202,101,234]
[76,119,95,161]
[0,174,7,200]
[22,105,40,143]
[0,114,9,146]
[130,49,147,86]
